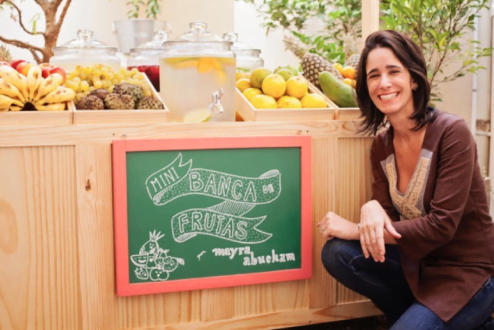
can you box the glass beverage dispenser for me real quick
[159,21,236,122]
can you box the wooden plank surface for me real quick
[0,121,378,330]
[0,146,79,330]
[310,137,339,308]
[0,120,364,147]
[336,138,373,304]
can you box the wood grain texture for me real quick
[75,144,117,330]
[0,121,377,329]
[122,301,379,330]
[0,120,364,147]
[310,137,339,308]
[0,101,73,126]
[0,146,79,330]
[336,137,374,304]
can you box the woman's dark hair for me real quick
[356,30,436,135]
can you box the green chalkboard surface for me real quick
[113,136,312,296]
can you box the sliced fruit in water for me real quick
[183,107,213,123]
[197,58,212,73]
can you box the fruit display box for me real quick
[236,76,360,122]
[0,101,73,126]
[72,75,168,125]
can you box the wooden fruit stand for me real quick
[0,114,381,330]
[0,2,382,328]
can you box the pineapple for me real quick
[283,34,343,90]
[0,44,12,63]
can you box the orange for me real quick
[341,66,356,80]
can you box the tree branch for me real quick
[0,35,45,53]
[28,49,42,64]
[5,0,44,36]
[55,0,72,30]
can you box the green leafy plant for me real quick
[381,0,492,102]
[238,0,492,102]
[126,0,161,19]
[239,0,361,62]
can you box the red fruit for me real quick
[16,62,33,76]
[41,65,66,83]
[145,65,160,92]
[0,61,10,67]
[10,59,26,70]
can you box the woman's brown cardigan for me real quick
[371,110,494,322]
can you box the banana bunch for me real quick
[0,65,75,111]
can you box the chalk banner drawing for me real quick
[144,153,282,244]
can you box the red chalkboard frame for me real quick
[113,136,312,296]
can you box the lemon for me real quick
[250,95,277,109]
[301,94,327,108]
[183,108,212,122]
[250,67,272,89]
[333,63,343,74]
[286,76,308,99]
[261,74,286,98]
[236,78,251,93]
[343,78,353,87]
[242,88,263,101]
[236,70,250,81]
[277,96,302,109]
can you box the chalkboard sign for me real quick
[113,136,312,296]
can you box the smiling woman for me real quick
[318,30,494,330]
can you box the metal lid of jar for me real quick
[161,21,233,57]
[52,30,117,55]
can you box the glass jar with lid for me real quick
[128,30,168,92]
[222,32,264,72]
[159,21,236,122]
[50,30,121,72]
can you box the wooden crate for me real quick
[73,75,168,125]
[0,101,73,126]
[236,77,338,121]
[236,77,362,121]
[315,92,361,120]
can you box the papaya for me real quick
[319,71,358,108]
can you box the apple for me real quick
[10,59,26,70]
[16,61,33,76]
[0,61,10,67]
[145,65,160,92]
[41,65,66,83]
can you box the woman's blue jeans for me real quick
[321,238,494,330]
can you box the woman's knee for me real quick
[321,238,358,276]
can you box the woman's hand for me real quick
[318,212,359,241]
[360,200,401,262]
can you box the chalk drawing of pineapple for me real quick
[130,230,185,281]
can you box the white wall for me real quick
[0,0,234,61]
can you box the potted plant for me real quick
[113,0,170,54]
